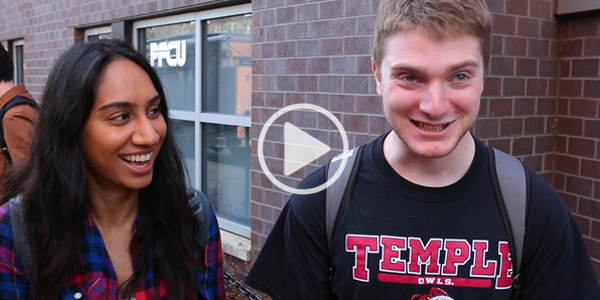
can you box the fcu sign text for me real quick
[150,40,187,68]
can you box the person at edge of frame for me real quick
[245,0,600,299]
[0,44,37,197]
[0,39,225,300]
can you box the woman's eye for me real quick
[113,113,129,121]
[148,107,161,116]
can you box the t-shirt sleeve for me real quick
[246,167,331,300]
[520,171,600,298]
[0,203,29,298]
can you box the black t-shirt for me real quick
[246,133,600,300]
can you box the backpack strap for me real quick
[187,186,212,250]
[0,95,38,163]
[8,196,36,290]
[325,145,365,254]
[487,147,529,299]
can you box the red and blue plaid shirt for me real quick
[0,203,226,299]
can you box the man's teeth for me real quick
[121,153,152,162]
[416,122,448,132]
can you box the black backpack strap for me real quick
[487,147,529,299]
[187,186,212,250]
[325,145,365,254]
[0,96,38,163]
[9,196,36,290]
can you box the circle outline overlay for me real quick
[257,104,349,195]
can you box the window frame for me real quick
[12,39,24,85]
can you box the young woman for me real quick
[0,39,225,299]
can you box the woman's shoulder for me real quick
[0,202,14,242]
[0,202,11,223]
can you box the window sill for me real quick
[220,229,251,261]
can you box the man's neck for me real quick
[0,81,15,98]
[383,132,476,187]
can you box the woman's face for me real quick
[83,58,166,194]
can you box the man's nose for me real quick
[419,82,449,119]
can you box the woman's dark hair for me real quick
[4,39,202,299]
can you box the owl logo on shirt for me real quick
[411,287,454,300]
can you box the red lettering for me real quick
[408,238,443,275]
[346,235,379,282]
[471,240,497,277]
[496,241,513,289]
[380,236,407,273]
[442,239,471,276]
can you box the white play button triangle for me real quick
[284,122,331,176]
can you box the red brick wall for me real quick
[474,0,559,183]
[556,14,600,275]
[0,0,220,100]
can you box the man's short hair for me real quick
[0,44,15,83]
[373,0,491,76]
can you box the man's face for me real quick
[374,30,485,159]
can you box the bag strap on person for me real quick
[487,147,529,299]
[8,196,36,290]
[325,145,365,255]
[325,145,529,298]
[0,95,39,163]
[9,187,212,288]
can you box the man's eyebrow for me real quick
[389,63,424,74]
[447,60,480,72]
[389,60,480,74]
[98,95,161,111]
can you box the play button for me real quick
[257,103,349,195]
[283,122,331,176]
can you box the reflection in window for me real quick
[139,22,196,112]
[172,120,196,186]
[203,15,252,116]
[203,123,251,227]
[87,33,112,41]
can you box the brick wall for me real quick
[474,0,559,182]
[0,0,220,100]
[556,14,600,275]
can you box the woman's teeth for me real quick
[121,152,152,162]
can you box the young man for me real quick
[246,0,600,299]
[0,44,37,195]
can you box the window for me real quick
[85,26,112,41]
[133,4,252,238]
[12,40,24,85]
[557,0,600,15]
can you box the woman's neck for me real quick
[88,187,139,229]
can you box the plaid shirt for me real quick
[0,203,226,300]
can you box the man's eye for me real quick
[405,75,417,82]
[455,74,467,81]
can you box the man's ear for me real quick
[372,58,382,97]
